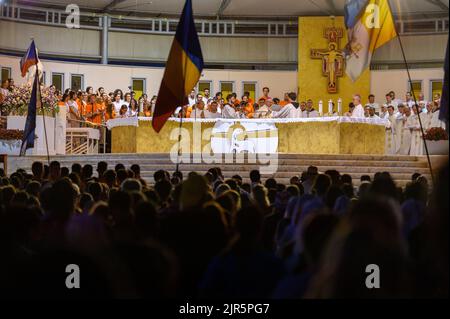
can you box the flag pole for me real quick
[36,63,51,165]
[388,1,434,185]
[175,55,190,174]
[175,105,184,173]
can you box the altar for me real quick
[106,117,387,155]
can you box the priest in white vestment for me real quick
[221,103,238,119]
[420,102,434,131]
[431,105,446,130]
[272,92,300,118]
[385,106,396,155]
[351,94,365,118]
[303,99,319,118]
[399,107,413,155]
[409,107,424,156]
[253,99,272,119]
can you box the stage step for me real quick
[6,154,442,188]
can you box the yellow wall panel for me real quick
[298,17,370,110]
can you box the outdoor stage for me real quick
[106,117,388,155]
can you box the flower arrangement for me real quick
[1,84,59,116]
[0,128,24,140]
[424,127,448,141]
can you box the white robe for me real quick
[352,104,365,118]
[271,103,299,118]
[203,110,221,118]
[379,111,389,120]
[409,114,423,156]
[431,109,446,129]
[394,114,405,154]
[253,105,271,118]
[188,97,196,107]
[221,104,238,118]
[112,100,125,115]
[302,109,319,118]
[190,107,205,119]
[399,115,413,155]
[385,114,396,155]
[366,102,380,112]
[419,112,433,131]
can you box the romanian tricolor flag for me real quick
[344,0,397,81]
[20,40,39,77]
[152,0,204,132]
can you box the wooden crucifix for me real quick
[310,27,345,94]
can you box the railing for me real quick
[397,18,449,35]
[0,4,103,30]
[2,4,447,37]
[0,4,297,37]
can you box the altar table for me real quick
[106,117,387,155]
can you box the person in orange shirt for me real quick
[241,95,254,118]
[279,93,289,107]
[103,94,115,121]
[243,91,254,106]
[185,104,193,118]
[143,101,152,117]
[231,92,240,106]
[259,87,271,101]
[75,91,85,118]
[83,94,105,125]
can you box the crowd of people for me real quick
[0,159,447,298]
[0,78,447,157]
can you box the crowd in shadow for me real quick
[0,160,448,298]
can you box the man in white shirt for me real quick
[365,94,380,113]
[202,88,210,105]
[272,92,300,118]
[351,94,365,118]
[188,90,196,107]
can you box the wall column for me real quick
[101,15,109,65]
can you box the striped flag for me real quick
[20,40,39,77]
[344,0,397,81]
[152,0,204,132]
[20,69,40,156]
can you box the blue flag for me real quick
[20,70,40,156]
